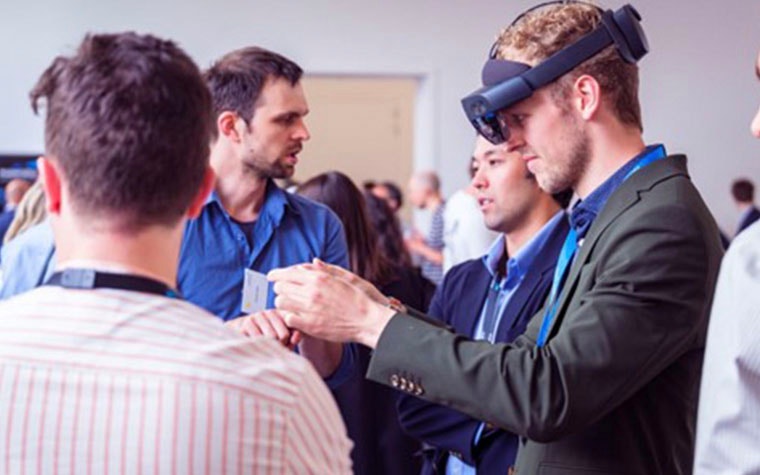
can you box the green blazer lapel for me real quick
[544,155,689,342]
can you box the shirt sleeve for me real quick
[694,231,760,474]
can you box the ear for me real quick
[187,167,216,219]
[217,111,246,143]
[572,74,601,121]
[37,156,62,215]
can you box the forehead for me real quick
[473,135,505,159]
[254,77,308,115]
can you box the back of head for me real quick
[494,2,642,130]
[4,179,32,207]
[297,171,392,284]
[380,180,404,210]
[204,46,303,123]
[30,32,213,230]
[732,178,755,203]
[411,171,441,194]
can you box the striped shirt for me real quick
[695,222,760,474]
[0,286,352,475]
[421,203,445,285]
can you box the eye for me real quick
[509,114,527,127]
[276,113,299,125]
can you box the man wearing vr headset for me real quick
[269,2,723,473]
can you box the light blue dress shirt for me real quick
[446,211,564,475]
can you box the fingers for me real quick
[267,264,314,285]
[288,330,303,350]
[234,310,294,348]
[225,317,245,332]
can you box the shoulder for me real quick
[3,220,53,254]
[437,258,486,294]
[723,223,760,282]
[283,192,343,227]
[446,258,485,279]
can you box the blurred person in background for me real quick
[406,171,445,284]
[730,178,760,237]
[0,178,32,243]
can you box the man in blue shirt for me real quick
[180,47,352,384]
[397,136,570,475]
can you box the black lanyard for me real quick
[44,268,182,299]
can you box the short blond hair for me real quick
[493,2,642,131]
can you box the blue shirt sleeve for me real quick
[0,222,57,300]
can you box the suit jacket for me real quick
[367,155,723,475]
[397,215,569,474]
[736,205,760,235]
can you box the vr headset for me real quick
[461,2,649,144]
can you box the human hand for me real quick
[225,309,302,350]
[267,263,396,348]
[306,259,391,306]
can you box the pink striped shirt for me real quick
[0,286,352,474]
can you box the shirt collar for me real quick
[204,178,299,224]
[483,210,565,282]
[570,144,665,240]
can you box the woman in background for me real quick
[298,171,432,475]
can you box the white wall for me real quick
[1,0,759,232]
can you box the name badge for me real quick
[241,268,268,314]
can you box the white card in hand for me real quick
[241,268,268,314]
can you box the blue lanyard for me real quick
[535,145,666,347]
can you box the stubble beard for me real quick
[536,121,590,195]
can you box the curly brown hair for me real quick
[493,2,642,131]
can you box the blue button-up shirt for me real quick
[178,180,349,319]
[179,179,355,388]
[447,211,564,475]
[570,144,666,242]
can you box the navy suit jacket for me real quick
[397,214,569,474]
[736,206,760,235]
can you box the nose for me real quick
[751,105,760,139]
[294,119,311,142]
[471,164,487,190]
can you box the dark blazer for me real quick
[397,215,569,474]
[366,156,723,475]
[736,206,760,235]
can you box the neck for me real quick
[210,144,268,222]
[738,202,754,212]
[54,219,184,289]
[504,199,561,257]
[575,125,646,199]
